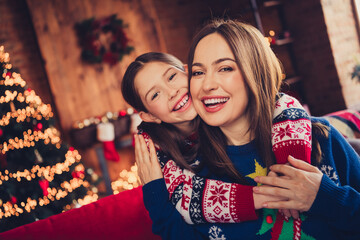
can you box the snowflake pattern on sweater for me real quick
[209,226,227,240]
[140,93,312,225]
[320,165,339,186]
[272,93,312,164]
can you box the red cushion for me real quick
[0,186,160,240]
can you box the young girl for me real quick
[121,52,311,225]
[142,19,360,240]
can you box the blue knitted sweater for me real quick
[143,118,360,240]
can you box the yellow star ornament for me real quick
[246,159,267,186]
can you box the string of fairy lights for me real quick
[0,177,97,220]
[0,46,98,219]
[0,150,82,185]
[1,128,61,154]
[0,72,26,87]
[0,82,54,126]
[111,164,140,194]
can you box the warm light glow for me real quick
[0,150,82,184]
[0,177,97,220]
[1,128,62,154]
[265,37,272,46]
[0,90,53,126]
[0,46,98,221]
[111,164,140,194]
[72,109,134,129]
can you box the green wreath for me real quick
[75,15,134,65]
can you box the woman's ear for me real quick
[183,64,188,73]
[139,111,162,124]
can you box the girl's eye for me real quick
[220,67,233,72]
[151,92,159,100]
[169,73,176,81]
[192,70,204,76]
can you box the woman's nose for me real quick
[202,73,218,92]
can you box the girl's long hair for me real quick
[121,52,198,170]
[188,19,326,184]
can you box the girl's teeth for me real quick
[174,95,189,111]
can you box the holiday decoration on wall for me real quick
[97,122,120,162]
[0,46,99,232]
[75,14,134,65]
[70,109,134,149]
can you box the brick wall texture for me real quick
[0,0,57,118]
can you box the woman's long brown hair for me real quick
[188,19,327,184]
[121,52,198,171]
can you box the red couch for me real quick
[0,186,161,240]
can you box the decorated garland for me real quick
[69,108,139,150]
[72,108,134,129]
[75,14,134,65]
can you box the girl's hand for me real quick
[253,171,300,219]
[253,190,287,210]
[253,171,287,209]
[134,134,163,185]
[253,156,323,212]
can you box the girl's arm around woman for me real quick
[255,118,360,234]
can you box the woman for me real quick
[143,19,360,239]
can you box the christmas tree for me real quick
[0,46,99,232]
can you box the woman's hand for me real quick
[253,156,323,212]
[134,134,163,185]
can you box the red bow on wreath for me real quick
[75,14,134,65]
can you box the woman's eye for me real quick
[192,71,204,76]
[169,73,176,81]
[151,92,159,100]
[220,67,233,72]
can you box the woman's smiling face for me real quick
[190,33,250,131]
[135,61,197,127]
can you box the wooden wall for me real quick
[25,0,166,134]
[23,0,168,193]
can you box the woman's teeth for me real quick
[203,97,229,106]
[174,95,189,111]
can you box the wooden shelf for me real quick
[263,1,282,7]
[284,76,301,85]
[253,0,306,105]
[273,37,294,46]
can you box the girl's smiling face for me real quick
[135,61,197,129]
[190,33,250,133]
